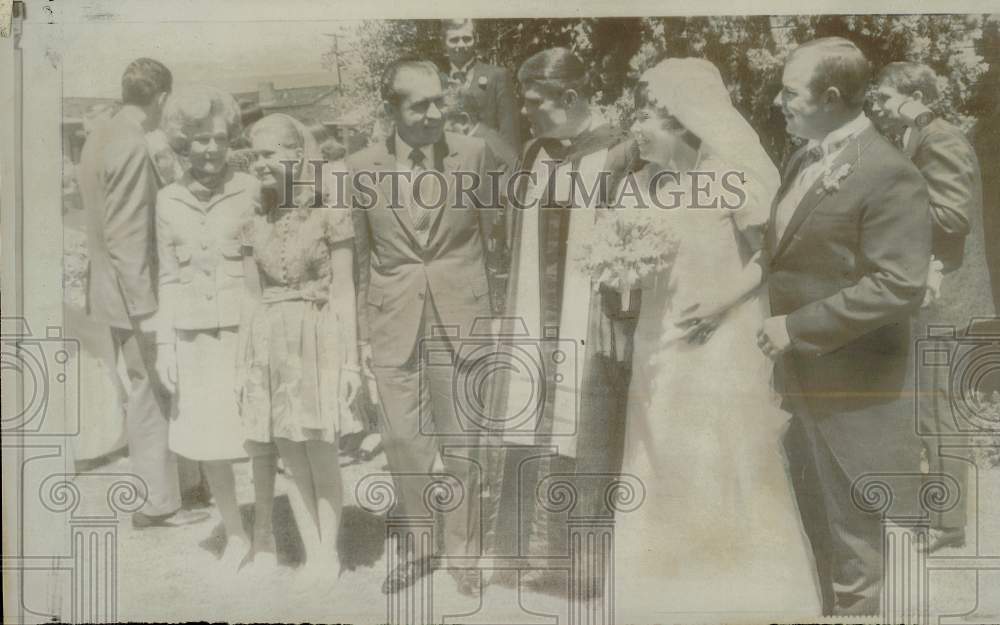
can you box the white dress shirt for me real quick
[394,133,438,241]
[774,112,871,241]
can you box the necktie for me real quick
[539,137,570,162]
[408,148,433,233]
[798,144,824,172]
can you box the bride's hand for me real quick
[675,313,723,345]
[675,297,727,326]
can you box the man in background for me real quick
[77,58,204,529]
[444,90,516,313]
[441,19,522,150]
[871,61,995,552]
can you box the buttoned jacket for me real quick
[155,169,260,336]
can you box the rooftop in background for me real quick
[62,76,367,163]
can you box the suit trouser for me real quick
[798,414,883,616]
[111,325,181,516]
[915,333,969,530]
[371,294,480,560]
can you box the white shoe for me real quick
[218,536,251,574]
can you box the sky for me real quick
[61,20,358,98]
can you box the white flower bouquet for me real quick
[577,208,678,311]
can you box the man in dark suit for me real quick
[440,19,522,150]
[872,61,996,553]
[444,90,517,311]
[761,38,932,616]
[445,91,518,173]
[973,99,1000,314]
[349,58,495,597]
[77,58,205,529]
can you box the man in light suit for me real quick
[441,19,522,150]
[872,61,996,553]
[349,58,496,597]
[761,38,932,616]
[78,58,204,528]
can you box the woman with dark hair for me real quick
[612,58,821,617]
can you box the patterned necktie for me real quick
[798,144,824,172]
[408,147,432,233]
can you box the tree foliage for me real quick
[327,14,993,160]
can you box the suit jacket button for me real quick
[417,291,425,300]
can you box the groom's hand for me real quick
[757,316,791,359]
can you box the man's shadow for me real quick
[199,496,387,570]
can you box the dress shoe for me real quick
[381,557,431,595]
[218,536,252,573]
[131,508,210,530]
[923,527,966,553]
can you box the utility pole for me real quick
[325,33,344,93]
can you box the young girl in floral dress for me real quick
[238,113,362,581]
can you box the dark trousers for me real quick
[111,324,180,516]
[371,295,479,560]
[915,334,969,530]
[798,414,883,617]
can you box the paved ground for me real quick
[68,441,1000,624]
[98,445,571,624]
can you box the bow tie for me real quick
[451,70,467,84]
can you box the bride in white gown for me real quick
[611,59,821,622]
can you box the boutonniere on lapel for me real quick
[477,75,488,89]
[817,163,853,195]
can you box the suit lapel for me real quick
[425,136,460,242]
[766,145,811,257]
[772,125,880,262]
[370,133,421,244]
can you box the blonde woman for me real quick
[238,113,361,581]
[155,85,260,571]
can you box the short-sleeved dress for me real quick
[237,204,357,445]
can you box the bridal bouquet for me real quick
[577,209,678,311]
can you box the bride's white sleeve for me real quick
[729,169,776,253]
[730,173,771,231]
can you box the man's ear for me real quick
[822,86,842,108]
[157,91,170,109]
[383,100,396,119]
[562,89,579,108]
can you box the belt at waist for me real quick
[260,285,328,304]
